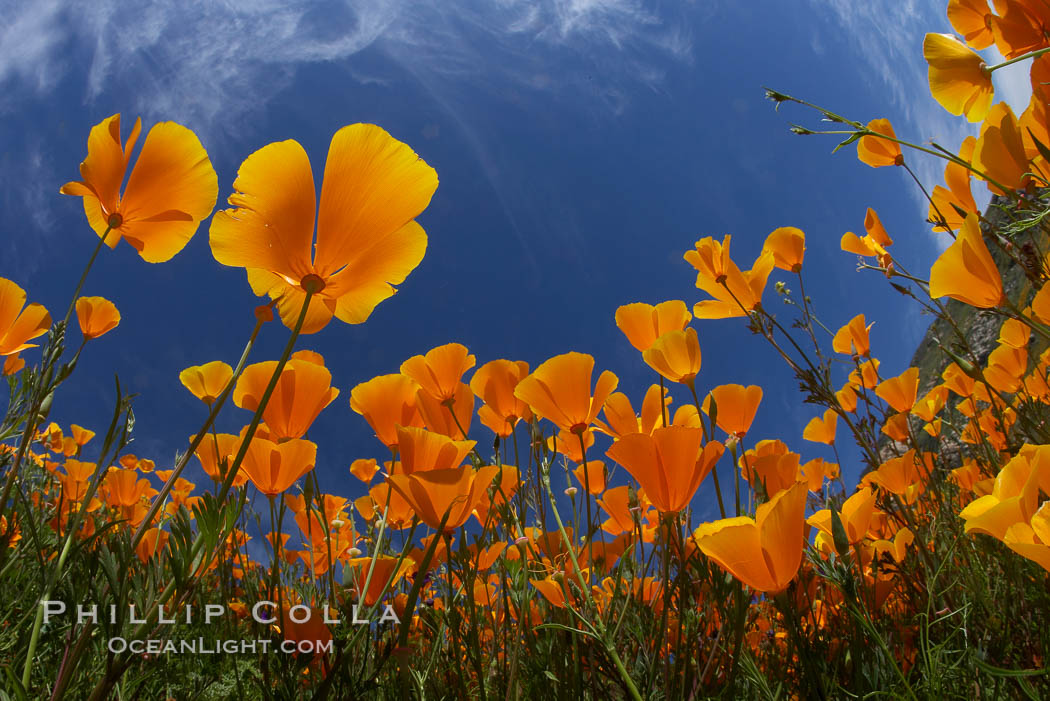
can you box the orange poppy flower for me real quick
[470,359,533,437]
[742,440,801,498]
[690,247,775,320]
[948,0,995,49]
[875,367,920,413]
[346,555,414,607]
[60,114,217,262]
[136,528,169,564]
[70,425,95,447]
[974,102,1029,194]
[349,458,380,483]
[807,486,878,545]
[803,409,838,445]
[642,328,702,389]
[799,458,839,492]
[401,343,476,403]
[929,213,1004,308]
[692,481,808,593]
[912,385,949,422]
[386,465,500,533]
[278,606,333,659]
[102,468,156,508]
[606,427,723,513]
[514,352,618,434]
[929,136,978,232]
[984,343,1027,393]
[960,450,1049,539]
[363,482,415,528]
[75,296,120,340]
[179,360,234,405]
[614,300,692,352]
[192,433,247,486]
[209,124,437,334]
[703,384,763,438]
[595,385,668,438]
[762,227,806,272]
[349,374,424,450]
[0,277,50,356]
[573,460,607,495]
[923,33,993,122]
[415,381,474,439]
[233,351,339,441]
[999,318,1031,349]
[394,426,475,474]
[832,314,873,357]
[597,486,638,535]
[857,119,903,168]
[239,437,317,496]
[988,0,1048,59]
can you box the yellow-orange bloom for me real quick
[470,359,533,437]
[386,465,499,533]
[209,124,437,334]
[703,384,763,438]
[394,426,474,474]
[802,409,838,445]
[401,343,476,403]
[929,213,1004,308]
[349,374,423,450]
[988,0,1048,59]
[974,102,1029,194]
[179,361,233,405]
[514,352,618,434]
[346,555,414,607]
[923,33,993,122]
[857,119,903,168]
[614,300,692,352]
[642,327,702,389]
[875,367,920,413]
[929,136,978,232]
[808,487,878,545]
[75,296,120,340]
[0,278,50,356]
[240,437,317,496]
[606,427,723,514]
[692,481,808,593]
[690,248,775,320]
[60,114,218,262]
[234,352,339,441]
[832,313,873,357]
[948,0,995,49]
[762,227,805,272]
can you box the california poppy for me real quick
[808,486,878,545]
[615,301,692,352]
[762,227,806,272]
[923,33,994,122]
[75,296,120,340]
[692,481,808,593]
[514,352,618,435]
[60,114,218,262]
[832,314,873,357]
[470,359,533,437]
[642,328,702,389]
[857,119,903,168]
[239,437,317,496]
[234,351,339,441]
[394,425,475,474]
[875,367,920,413]
[0,277,51,357]
[210,124,437,333]
[703,384,763,438]
[948,0,995,49]
[803,409,838,445]
[606,427,723,513]
[929,136,978,231]
[401,343,476,403]
[179,361,234,405]
[386,465,499,533]
[349,374,424,450]
[974,102,1029,194]
[929,213,1004,308]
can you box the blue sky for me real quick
[0,0,1025,520]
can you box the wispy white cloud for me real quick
[0,0,694,265]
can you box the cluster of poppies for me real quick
[5,0,1050,696]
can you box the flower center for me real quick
[300,274,326,294]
